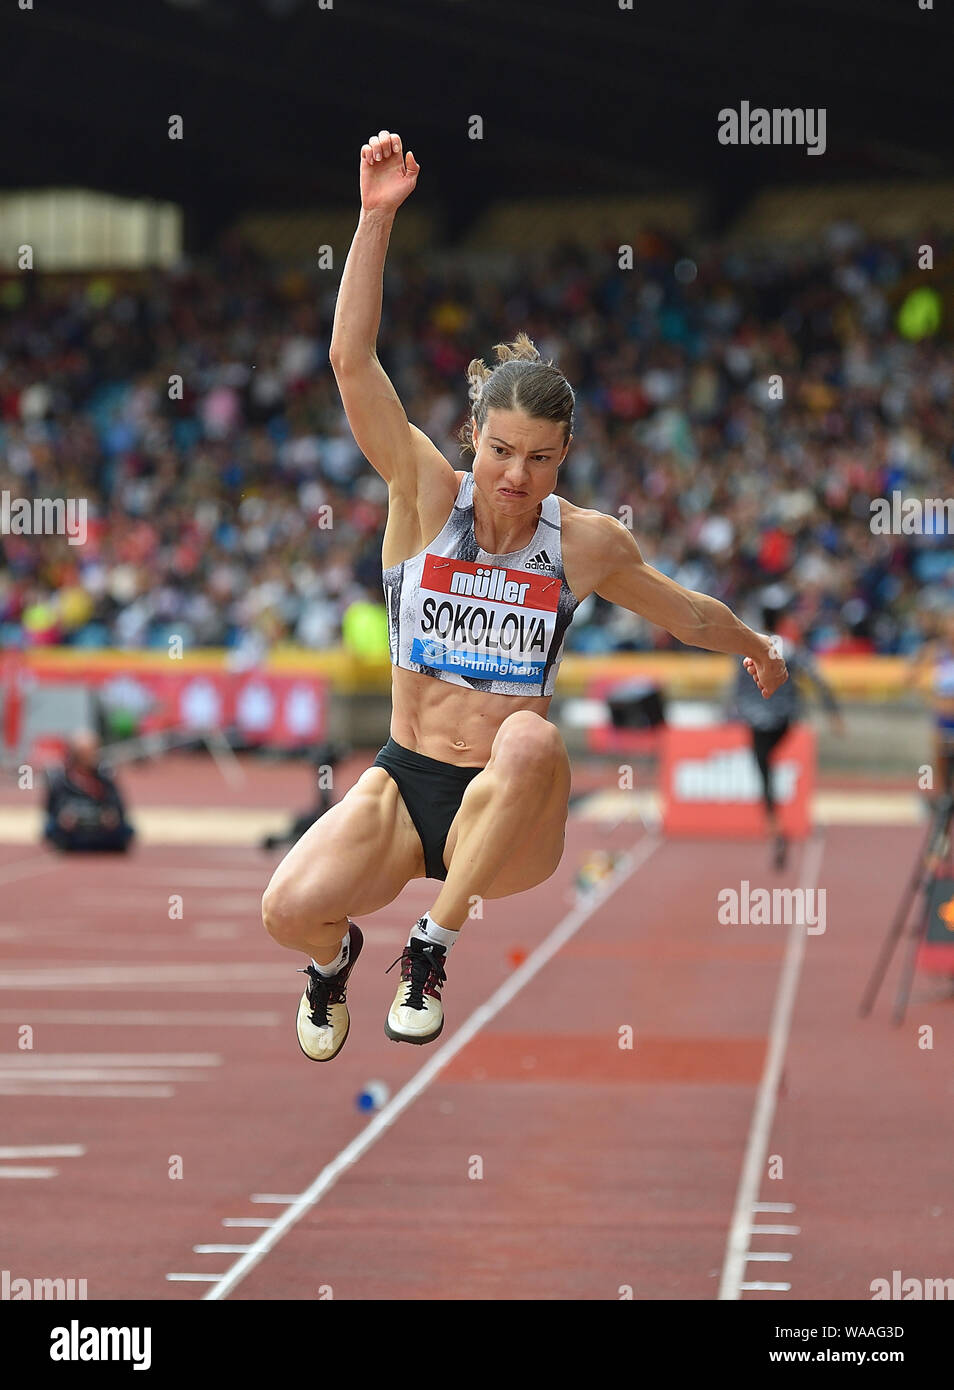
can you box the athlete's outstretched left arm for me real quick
[591,516,788,699]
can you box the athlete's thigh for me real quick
[266,767,426,919]
[446,749,571,900]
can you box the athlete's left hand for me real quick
[744,636,788,699]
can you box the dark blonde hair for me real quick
[457,332,575,458]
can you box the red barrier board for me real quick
[20,658,327,748]
[660,723,815,837]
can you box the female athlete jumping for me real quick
[262,128,788,1059]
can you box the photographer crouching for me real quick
[44,731,134,853]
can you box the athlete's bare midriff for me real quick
[389,665,551,766]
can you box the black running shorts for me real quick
[372,737,483,881]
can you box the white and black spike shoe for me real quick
[384,937,447,1045]
[295,924,364,1062]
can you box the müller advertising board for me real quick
[660,723,815,837]
[2,654,328,752]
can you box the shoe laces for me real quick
[385,942,446,1011]
[299,963,346,1028]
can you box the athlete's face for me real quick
[471,409,571,512]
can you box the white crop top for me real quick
[382,471,580,696]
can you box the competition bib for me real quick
[409,553,561,685]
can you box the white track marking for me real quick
[166,1273,223,1282]
[3,1053,220,1066]
[746,1252,793,1262]
[193,1245,250,1254]
[0,1084,174,1098]
[750,1224,800,1236]
[0,1053,220,1089]
[0,1166,58,1178]
[753,1202,796,1212]
[249,1194,302,1204]
[0,1069,211,1082]
[0,1145,84,1158]
[0,964,294,989]
[0,1009,279,1027]
[0,956,383,990]
[718,832,824,1301]
[204,835,660,1301]
[221,1219,275,1228]
[740,1281,791,1292]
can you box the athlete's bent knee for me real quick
[261,879,332,949]
[493,711,565,782]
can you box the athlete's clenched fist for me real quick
[360,129,420,214]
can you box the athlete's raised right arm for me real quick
[330,130,449,491]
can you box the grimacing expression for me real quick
[471,409,571,511]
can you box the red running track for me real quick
[0,764,950,1301]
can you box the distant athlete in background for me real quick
[728,592,841,870]
[262,128,788,1063]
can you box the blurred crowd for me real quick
[1,222,953,658]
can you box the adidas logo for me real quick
[525,548,556,572]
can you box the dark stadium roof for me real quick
[2,0,953,244]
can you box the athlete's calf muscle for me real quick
[262,770,424,949]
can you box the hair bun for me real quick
[493,332,541,364]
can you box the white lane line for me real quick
[0,1084,175,1098]
[3,1053,221,1066]
[740,1281,792,1292]
[750,1224,801,1236]
[745,1252,793,1262]
[753,1202,796,1212]
[0,1070,212,1082]
[0,979,293,995]
[0,1166,58,1179]
[222,1219,275,1229]
[0,1145,85,1159]
[166,1273,224,1283]
[0,964,294,989]
[204,834,661,1302]
[0,857,64,887]
[718,832,824,1301]
[0,1010,279,1027]
[193,1245,250,1255]
[249,1194,302,1205]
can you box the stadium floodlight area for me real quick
[732,181,954,242]
[0,190,183,271]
